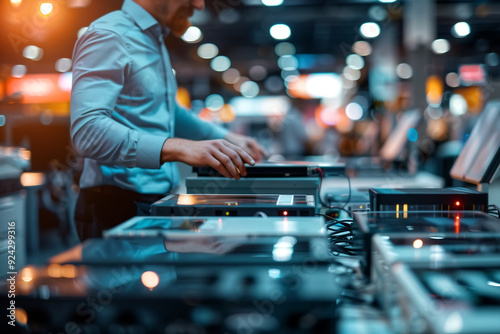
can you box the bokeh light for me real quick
[452,22,470,38]
[197,43,218,59]
[360,22,380,38]
[275,42,296,56]
[181,26,203,43]
[210,56,231,72]
[352,41,372,56]
[270,24,291,40]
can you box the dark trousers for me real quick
[74,185,165,241]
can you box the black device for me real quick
[150,194,316,217]
[193,161,345,178]
[351,210,500,273]
[369,187,488,212]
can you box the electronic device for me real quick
[371,234,500,314]
[384,263,500,334]
[150,194,316,217]
[3,263,340,333]
[352,210,500,273]
[369,187,488,212]
[186,177,319,200]
[104,216,326,239]
[450,100,500,185]
[193,161,345,178]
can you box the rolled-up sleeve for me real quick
[70,29,166,169]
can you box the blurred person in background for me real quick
[70,0,266,240]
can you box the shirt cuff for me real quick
[211,125,230,140]
[136,134,167,169]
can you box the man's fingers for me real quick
[207,156,233,179]
[212,149,242,179]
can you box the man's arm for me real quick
[70,29,166,169]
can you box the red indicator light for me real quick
[455,201,460,206]
[283,211,288,216]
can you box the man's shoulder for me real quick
[89,10,136,37]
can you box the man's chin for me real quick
[170,19,191,37]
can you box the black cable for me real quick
[314,168,352,213]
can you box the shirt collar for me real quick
[122,0,161,31]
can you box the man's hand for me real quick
[224,132,268,163]
[161,138,255,179]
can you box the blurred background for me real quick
[1,0,499,254]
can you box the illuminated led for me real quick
[413,239,423,249]
[141,271,159,290]
[283,211,288,216]
[270,24,291,40]
[225,211,230,216]
[40,2,53,16]
[455,201,460,206]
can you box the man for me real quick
[70,0,266,240]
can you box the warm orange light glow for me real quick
[20,172,45,187]
[455,215,460,234]
[6,74,72,104]
[141,271,160,290]
[287,75,311,99]
[47,264,62,278]
[218,104,236,123]
[176,87,191,109]
[61,264,77,278]
[21,267,35,282]
[10,0,22,7]
[283,211,288,216]
[15,308,28,325]
[177,195,196,205]
[426,75,443,105]
[413,239,423,249]
[455,201,460,206]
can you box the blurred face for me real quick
[139,0,205,37]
